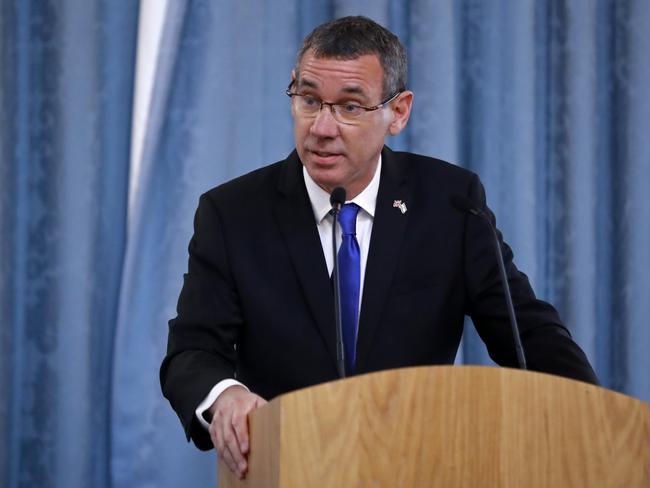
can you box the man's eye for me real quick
[302,95,319,107]
[341,103,362,114]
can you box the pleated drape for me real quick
[0,1,138,487]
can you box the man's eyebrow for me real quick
[340,85,366,96]
[296,79,369,99]
[297,78,318,89]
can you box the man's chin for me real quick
[304,166,343,193]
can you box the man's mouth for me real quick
[312,150,338,157]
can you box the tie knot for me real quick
[338,203,360,236]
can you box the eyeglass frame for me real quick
[285,80,403,123]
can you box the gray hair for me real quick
[295,16,407,99]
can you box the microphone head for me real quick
[330,187,347,209]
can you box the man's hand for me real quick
[208,385,267,479]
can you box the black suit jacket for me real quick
[161,147,598,449]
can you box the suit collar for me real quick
[356,146,411,372]
[301,155,382,223]
[274,151,339,373]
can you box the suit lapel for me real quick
[273,152,339,370]
[356,147,411,371]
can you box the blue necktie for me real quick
[338,203,361,372]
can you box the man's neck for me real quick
[303,154,382,223]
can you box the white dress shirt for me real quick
[194,157,382,428]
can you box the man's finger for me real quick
[221,411,247,474]
[219,443,242,478]
[231,409,250,454]
[210,423,223,455]
[219,426,246,477]
[211,408,243,477]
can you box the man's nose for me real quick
[309,105,339,138]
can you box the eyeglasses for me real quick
[286,81,402,125]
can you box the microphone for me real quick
[450,194,528,370]
[330,187,347,378]
[330,187,346,210]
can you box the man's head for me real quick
[289,16,413,198]
[295,16,407,99]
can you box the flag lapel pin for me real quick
[393,200,407,214]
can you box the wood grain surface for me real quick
[218,366,649,487]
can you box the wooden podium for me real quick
[218,366,648,487]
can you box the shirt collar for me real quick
[303,155,382,223]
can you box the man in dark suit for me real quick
[160,16,598,479]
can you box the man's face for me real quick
[291,50,411,198]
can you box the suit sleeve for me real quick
[160,192,242,450]
[462,175,599,384]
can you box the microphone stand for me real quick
[330,187,347,378]
[451,195,527,370]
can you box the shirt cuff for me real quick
[194,379,249,430]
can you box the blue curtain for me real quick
[2,1,649,487]
[0,1,138,487]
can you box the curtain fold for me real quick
[0,1,138,487]
[1,1,648,487]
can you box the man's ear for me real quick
[291,69,297,83]
[388,91,413,136]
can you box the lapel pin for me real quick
[393,200,407,214]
